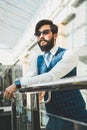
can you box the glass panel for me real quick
[40,111,87,130]
[15,107,87,130]
[13,93,87,130]
[16,106,32,130]
[15,93,32,130]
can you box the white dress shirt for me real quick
[20,44,78,87]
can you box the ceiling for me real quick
[0,0,47,75]
[0,0,45,65]
[0,0,43,49]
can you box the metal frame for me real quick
[12,76,87,130]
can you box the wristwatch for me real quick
[15,80,21,89]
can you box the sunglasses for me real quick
[34,29,51,37]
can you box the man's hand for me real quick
[39,91,45,103]
[4,84,17,99]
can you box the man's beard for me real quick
[38,37,54,52]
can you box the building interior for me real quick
[0,0,87,130]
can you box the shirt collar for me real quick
[50,44,58,56]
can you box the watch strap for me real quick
[15,80,21,89]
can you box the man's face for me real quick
[36,25,55,52]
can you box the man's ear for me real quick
[54,33,58,40]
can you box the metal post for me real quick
[11,96,17,130]
[31,93,40,130]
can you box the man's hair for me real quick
[35,19,58,34]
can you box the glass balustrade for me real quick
[11,76,87,130]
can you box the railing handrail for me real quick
[19,76,87,93]
[13,75,87,130]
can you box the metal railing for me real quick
[19,76,87,93]
[12,76,87,130]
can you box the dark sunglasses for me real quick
[34,29,51,37]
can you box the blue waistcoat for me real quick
[37,47,86,121]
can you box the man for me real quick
[4,19,87,129]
